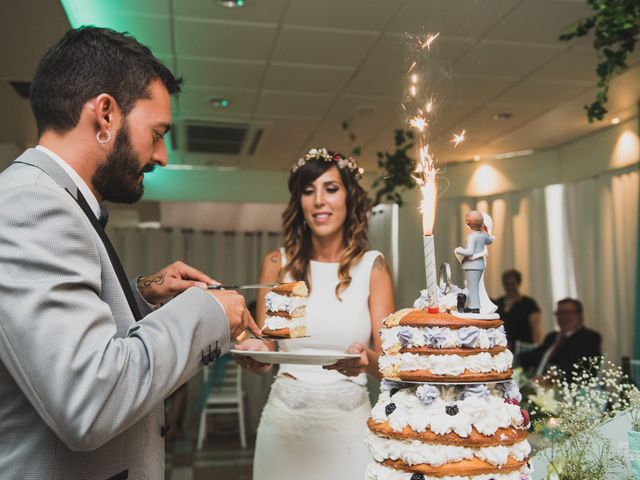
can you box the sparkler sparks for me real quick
[451,129,466,147]
[425,97,434,113]
[409,116,428,132]
[420,32,440,50]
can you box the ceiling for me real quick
[1,0,639,173]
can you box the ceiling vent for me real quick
[185,122,248,155]
[172,120,269,166]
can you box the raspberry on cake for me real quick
[261,281,308,338]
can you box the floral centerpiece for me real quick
[517,357,640,479]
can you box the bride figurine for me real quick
[454,211,497,314]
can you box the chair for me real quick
[196,356,247,450]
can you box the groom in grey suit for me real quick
[0,27,260,479]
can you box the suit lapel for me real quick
[13,149,143,321]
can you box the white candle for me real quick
[423,235,437,307]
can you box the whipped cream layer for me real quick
[263,315,306,331]
[379,350,513,376]
[371,386,526,437]
[365,431,530,467]
[366,462,532,480]
[265,291,306,314]
[381,325,507,353]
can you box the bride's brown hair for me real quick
[281,154,371,299]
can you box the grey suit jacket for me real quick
[0,149,231,479]
[456,231,494,270]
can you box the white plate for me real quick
[230,349,360,366]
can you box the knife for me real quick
[207,283,281,290]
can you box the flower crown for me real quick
[292,148,364,180]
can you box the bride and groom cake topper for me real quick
[416,210,497,316]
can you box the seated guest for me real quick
[518,298,601,380]
[495,269,541,349]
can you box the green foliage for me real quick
[342,121,417,207]
[559,0,640,122]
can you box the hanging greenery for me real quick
[559,0,640,122]
[341,121,417,207]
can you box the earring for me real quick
[97,130,111,144]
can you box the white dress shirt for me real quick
[35,145,101,219]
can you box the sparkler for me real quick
[403,32,465,310]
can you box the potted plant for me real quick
[341,121,417,207]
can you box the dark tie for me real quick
[547,333,568,364]
[68,189,142,321]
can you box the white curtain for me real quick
[564,166,639,362]
[109,226,282,434]
[435,188,555,333]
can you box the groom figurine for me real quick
[454,210,494,313]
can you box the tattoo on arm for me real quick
[373,255,387,271]
[138,273,165,291]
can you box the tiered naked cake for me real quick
[366,308,532,480]
[262,281,308,339]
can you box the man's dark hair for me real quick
[30,26,182,137]
[557,298,583,315]
[501,269,522,284]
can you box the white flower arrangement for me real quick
[527,357,640,480]
[292,147,364,179]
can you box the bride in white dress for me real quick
[235,148,395,480]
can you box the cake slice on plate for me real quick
[262,281,308,338]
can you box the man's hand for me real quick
[209,290,262,339]
[137,261,214,305]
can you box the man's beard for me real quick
[92,122,154,204]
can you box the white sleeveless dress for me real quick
[253,250,382,480]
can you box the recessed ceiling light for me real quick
[206,97,230,108]
[611,117,620,125]
[218,0,245,7]
[492,112,512,121]
[473,155,481,162]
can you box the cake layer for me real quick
[400,346,506,356]
[381,325,507,354]
[368,419,528,447]
[261,326,307,338]
[366,461,532,480]
[263,315,306,331]
[370,384,527,439]
[379,350,513,380]
[265,291,306,316]
[271,281,308,296]
[395,370,513,383]
[383,309,502,329]
[365,431,530,468]
[382,457,528,478]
